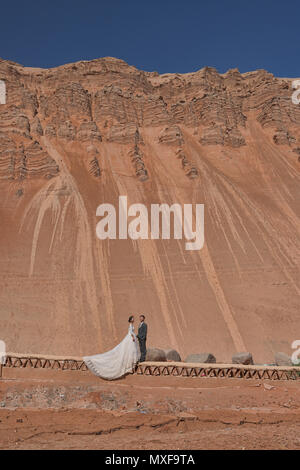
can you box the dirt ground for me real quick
[0,369,300,450]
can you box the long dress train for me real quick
[83,324,140,380]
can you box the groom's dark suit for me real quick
[137,321,147,362]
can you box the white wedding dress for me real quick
[83,324,141,380]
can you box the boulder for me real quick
[274,352,293,367]
[232,352,253,365]
[145,348,166,362]
[164,349,181,362]
[185,353,216,364]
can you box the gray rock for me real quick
[274,352,293,367]
[145,348,166,362]
[185,353,216,364]
[232,352,253,365]
[164,349,181,362]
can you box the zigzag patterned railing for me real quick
[1,353,299,380]
[1,352,88,375]
[136,362,300,381]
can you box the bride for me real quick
[83,315,141,380]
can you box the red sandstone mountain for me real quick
[0,57,299,362]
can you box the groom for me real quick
[137,314,147,362]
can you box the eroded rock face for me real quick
[273,129,296,145]
[0,57,299,362]
[176,149,198,179]
[40,82,91,121]
[107,124,143,144]
[0,135,58,180]
[293,147,300,155]
[128,145,149,181]
[200,125,224,145]
[57,120,76,140]
[0,107,31,138]
[159,126,184,146]
[200,125,245,147]
[257,96,300,129]
[31,116,43,136]
[77,122,102,142]
[89,157,101,178]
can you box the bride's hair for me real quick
[128,315,134,323]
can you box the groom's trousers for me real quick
[138,338,147,362]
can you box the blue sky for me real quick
[1,0,300,76]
